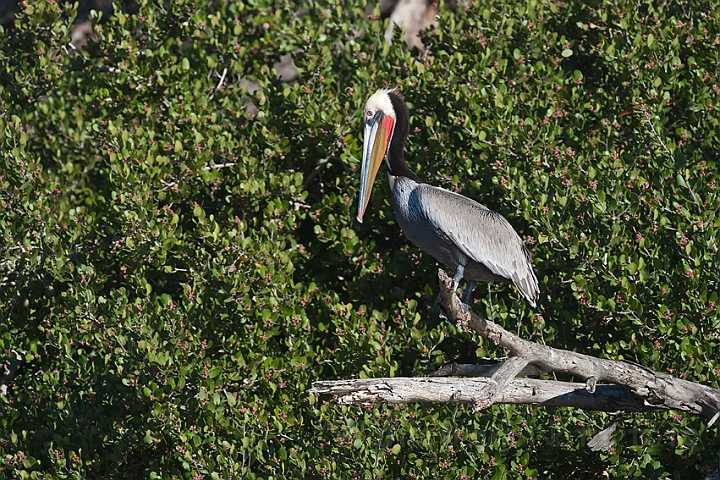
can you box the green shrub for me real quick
[0,0,718,478]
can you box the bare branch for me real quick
[435,269,720,421]
[310,377,657,413]
[216,67,228,91]
[310,269,720,423]
[203,162,236,171]
[430,362,547,378]
[470,356,529,412]
[587,420,618,451]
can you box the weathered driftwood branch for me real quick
[310,270,720,423]
[433,269,720,420]
[430,362,547,378]
[311,377,655,412]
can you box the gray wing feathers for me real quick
[416,185,539,304]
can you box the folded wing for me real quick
[413,184,539,305]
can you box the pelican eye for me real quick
[366,109,374,118]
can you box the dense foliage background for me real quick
[1,0,719,477]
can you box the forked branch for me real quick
[310,270,720,423]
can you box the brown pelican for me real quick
[357,89,539,307]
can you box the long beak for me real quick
[357,112,395,222]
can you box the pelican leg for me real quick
[487,283,494,320]
[436,266,470,317]
[452,265,473,311]
[461,280,476,305]
[452,264,465,291]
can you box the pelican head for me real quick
[357,89,399,223]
